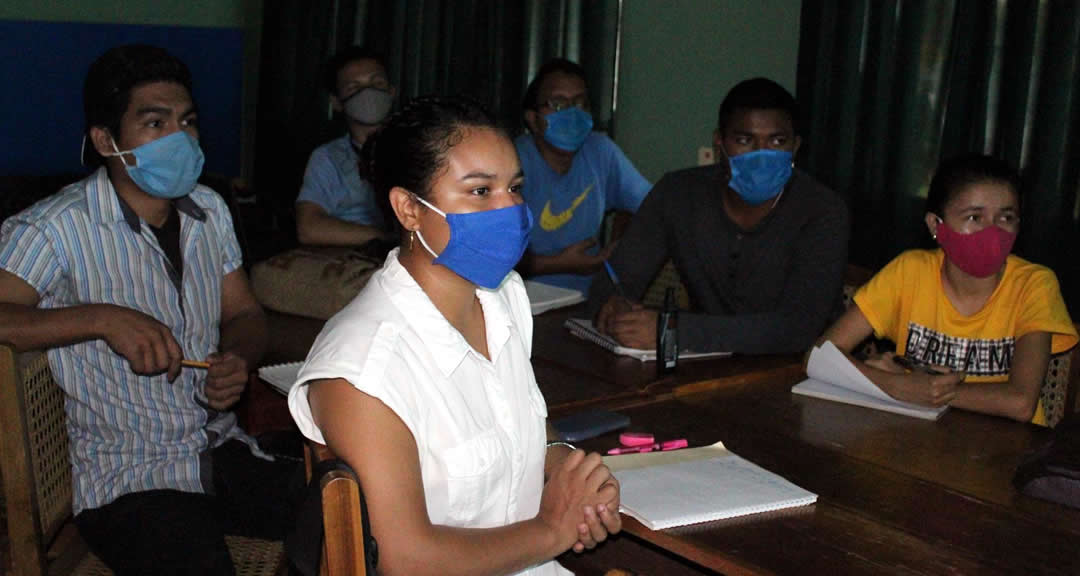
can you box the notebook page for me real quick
[609,443,817,530]
[564,318,655,360]
[807,341,894,402]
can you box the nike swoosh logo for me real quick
[539,185,593,231]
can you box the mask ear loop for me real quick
[770,186,785,209]
[410,193,445,259]
[770,156,796,209]
[99,135,131,162]
[79,133,129,165]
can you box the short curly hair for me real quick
[521,58,587,113]
[82,44,192,168]
[716,77,798,135]
[324,46,388,95]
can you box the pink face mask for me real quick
[934,218,1016,278]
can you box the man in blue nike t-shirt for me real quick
[515,58,651,294]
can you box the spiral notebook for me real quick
[564,318,731,362]
[604,442,817,530]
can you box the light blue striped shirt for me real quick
[296,134,384,226]
[0,167,263,514]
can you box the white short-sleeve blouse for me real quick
[289,249,570,575]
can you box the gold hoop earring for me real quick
[410,230,416,251]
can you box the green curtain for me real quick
[797,0,1080,312]
[358,0,618,134]
[252,0,618,252]
[252,0,359,254]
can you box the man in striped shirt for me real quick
[0,45,297,574]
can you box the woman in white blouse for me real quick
[288,96,620,575]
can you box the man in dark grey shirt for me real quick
[589,78,849,354]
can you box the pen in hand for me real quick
[603,260,626,299]
[181,359,210,369]
[892,355,944,375]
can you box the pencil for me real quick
[181,359,210,369]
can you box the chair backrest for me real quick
[841,263,875,310]
[641,260,690,310]
[0,345,285,576]
[321,468,369,576]
[303,443,374,576]
[0,345,97,576]
[1041,328,1080,428]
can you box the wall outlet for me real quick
[697,146,715,166]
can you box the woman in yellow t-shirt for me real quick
[818,154,1077,425]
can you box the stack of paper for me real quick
[257,361,303,396]
[792,341,948,420]
[525,280,585,315]
[605,442,817,530]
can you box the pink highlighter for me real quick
[607,434,688,455]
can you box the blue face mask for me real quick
[542,107,593,152]
[105,131,205,199]
[413,196,534,289]
[726,149,793,205]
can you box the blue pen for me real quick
[603,260,626,298]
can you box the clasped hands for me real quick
[95,304,248,410]
[595,294,658,349]
[865,351,965,406]
[540,449,622,554]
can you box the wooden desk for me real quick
[566,375,1080,575]
[245,305,803,429]
[247,304,1080,574]
[530,306,803,416]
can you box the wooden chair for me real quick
[302,443,374,576]
[641,260,690,310]
[1040,329,1080,428]
[842,264,881,360]
[0,345,285,576]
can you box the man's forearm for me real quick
[296,212,384,246]
[522,252,566,276]
[218,307,267,368]
[0,303,106,351]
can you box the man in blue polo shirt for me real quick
[516,58,651,294]
[0,45,297,574]
[295,46,395,246]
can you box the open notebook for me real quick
[257,361,303,396]
[605,441,817,530]
[564,318,731,362]
[792,341,948,420]
[524,280,585,315]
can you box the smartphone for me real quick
[893,355,944,375]
[551,410,631,443]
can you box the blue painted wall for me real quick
[0,19,244,177]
